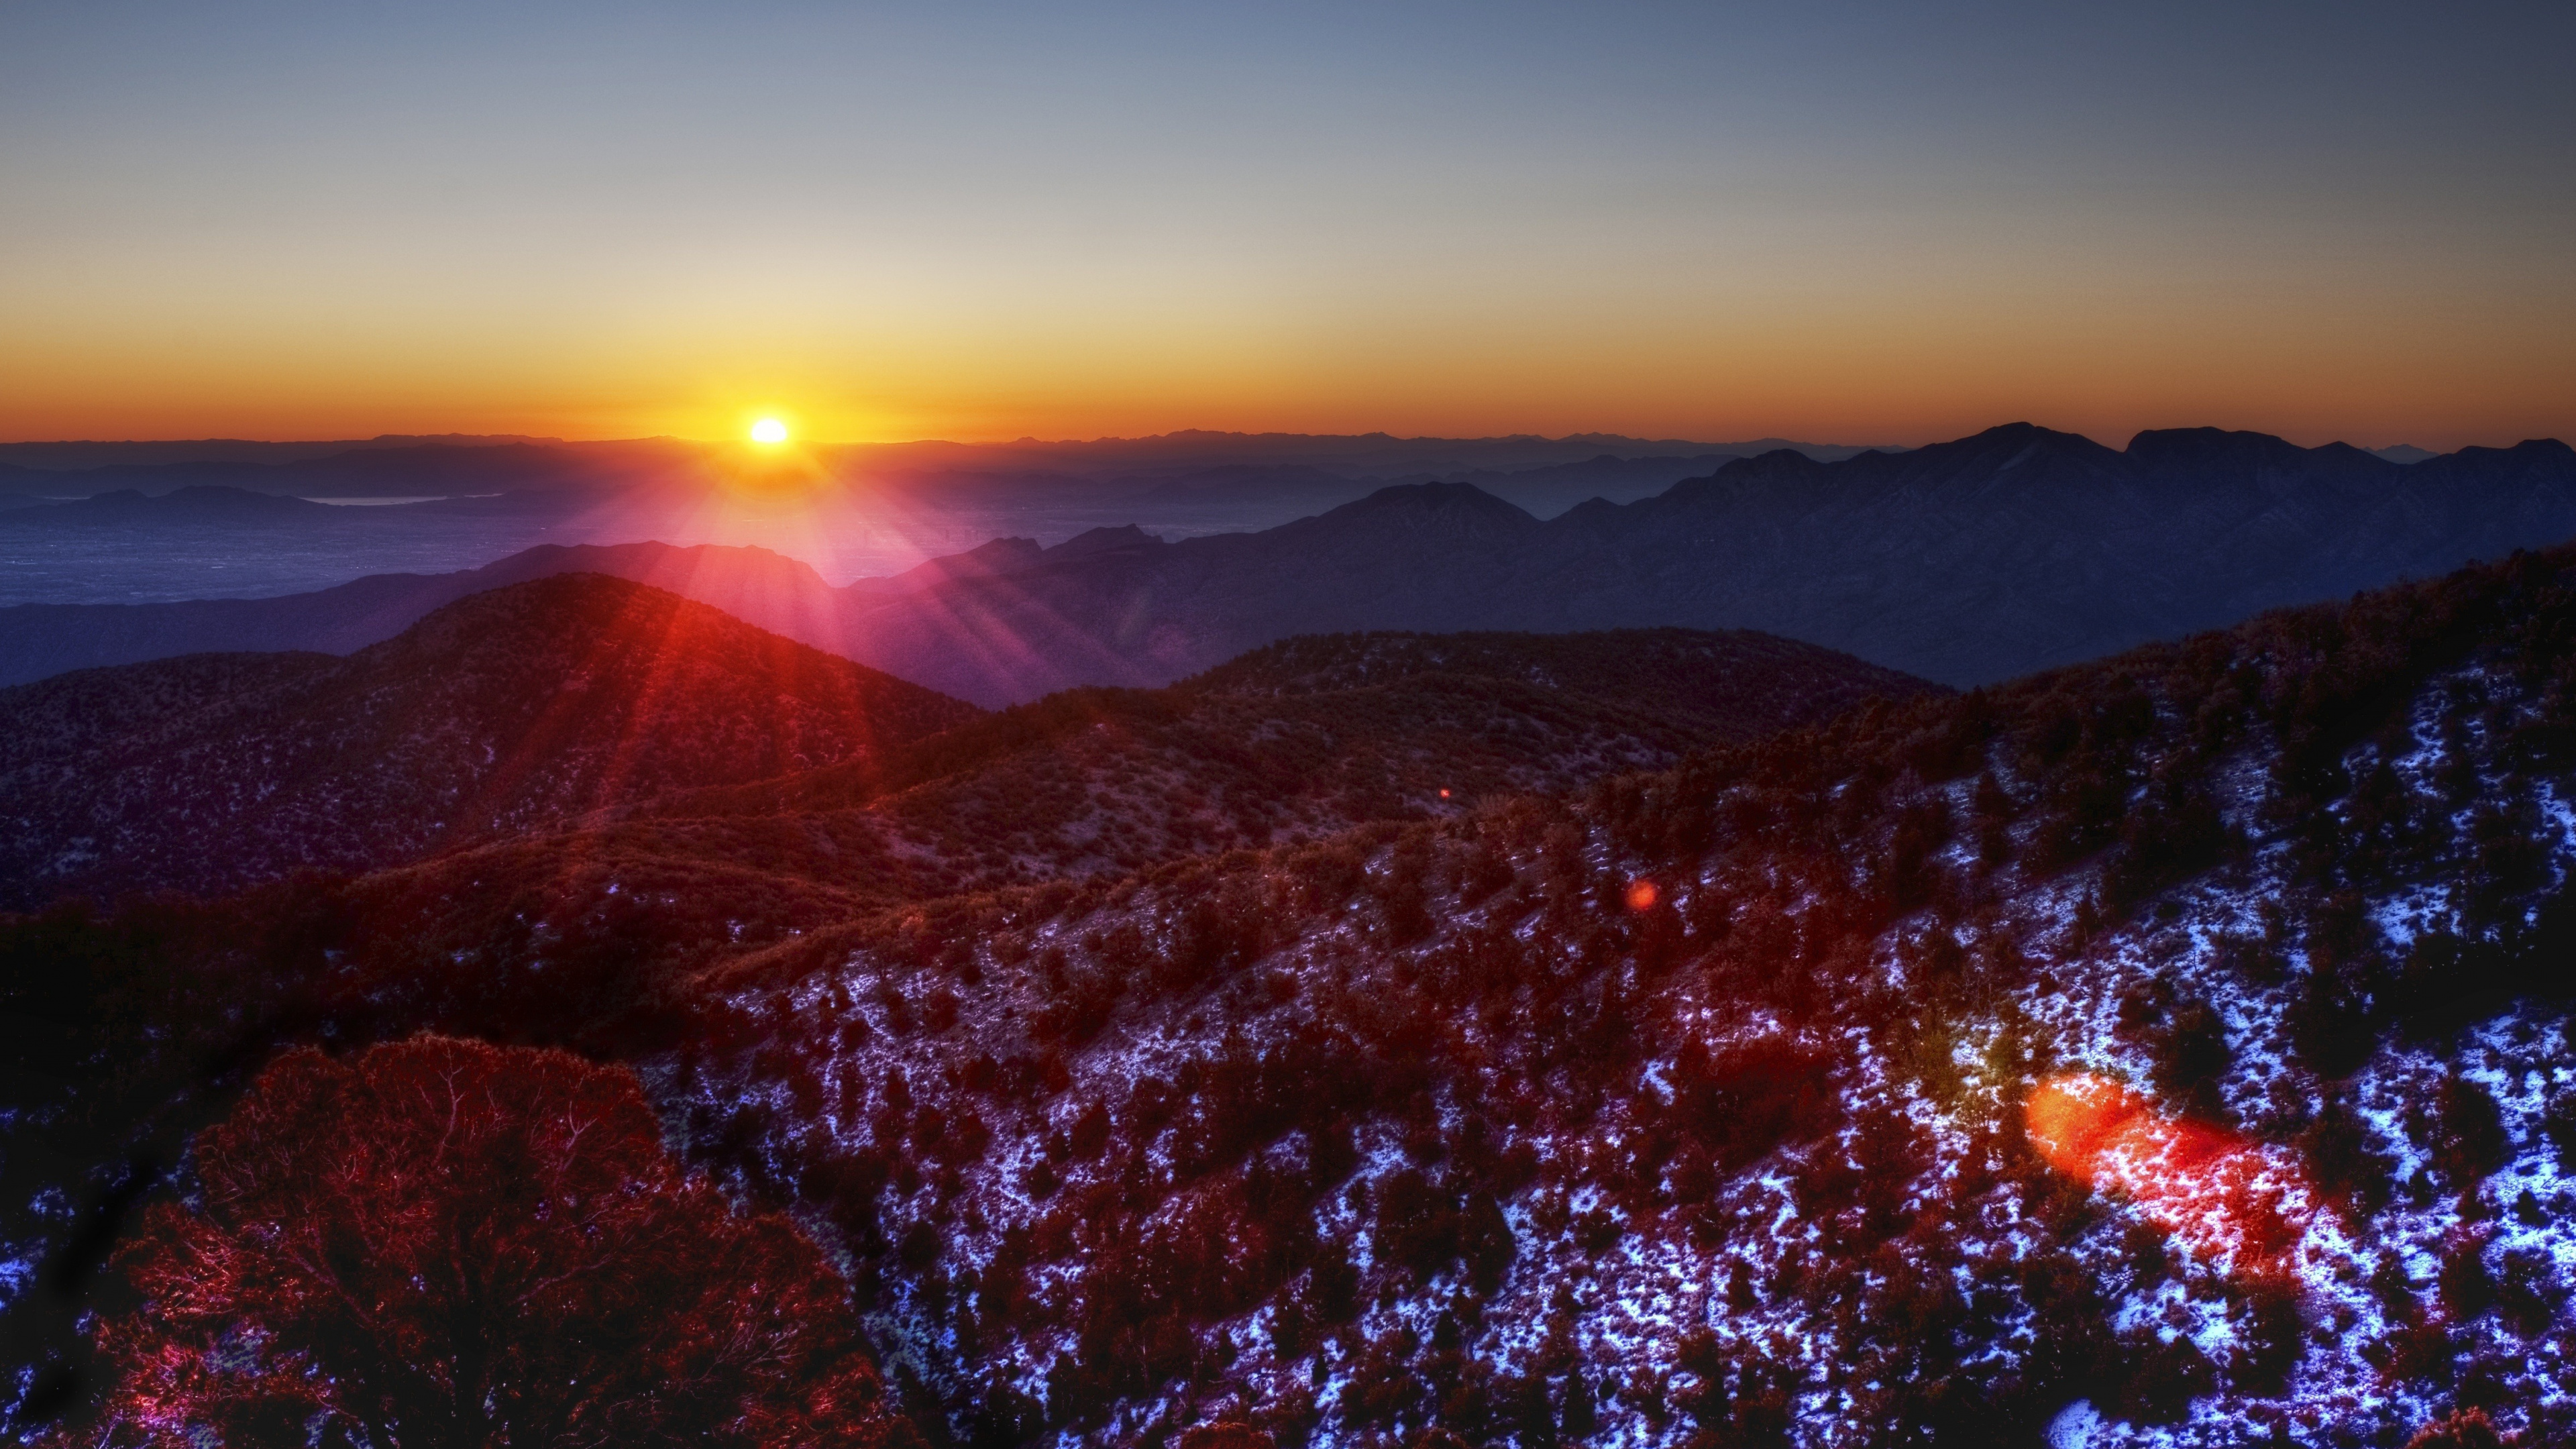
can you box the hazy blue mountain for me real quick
[0,442,684,500]
[0,486,344,524]
[3,425,2569,701]
[0,431,1873,500]
[798,425,2576,698]
[0,433,568,471]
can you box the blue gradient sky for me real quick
[2,1,2568,447]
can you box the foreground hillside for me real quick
[83,625,1921,988]
[0,574,979,908]
[8,546,2576,1446]
[0,618,1927,1436]
[630,543,2576,1448]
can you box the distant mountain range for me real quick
[0,453,1762,537]
[0,483,601,526]
[0,486,347,524]
[2,423,2567,699]
[0,442,679,500]
[0,429,1889,488]
[0,433,574,471]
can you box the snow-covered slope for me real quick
[655,545,2576,1448]
[9,547,2576,1448]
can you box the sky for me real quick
[2,1,2570,449]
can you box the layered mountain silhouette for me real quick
[841,425,2575,696]
[0,429,1874,488]
[1117,453,1749,518]
[0,440,678,499]
[3,424,2569,701]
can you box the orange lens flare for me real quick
[2028,1073,2315,1280]
[1624,879,1660,912]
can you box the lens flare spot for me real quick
[1624,879,1659,912]
[2029,1073,2317,1280]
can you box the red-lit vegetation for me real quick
[60,1036,912,1449]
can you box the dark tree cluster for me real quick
[56,1036,915,1449]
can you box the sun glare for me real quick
[749,417,790,445]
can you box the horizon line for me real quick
[0,421,2536,458]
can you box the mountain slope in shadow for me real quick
[546,623,1938,902]
[1,606,1931,916]
[0,541,841,688]
[0,574,979,908]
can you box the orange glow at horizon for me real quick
[1,301,2569,453]
[2027,1073,2318,1281]
[4,5,2570,455]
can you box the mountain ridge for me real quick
[1,425,2570,703]
[0,574,979,908]
[0,431,1883,492]
[0,603,1931,913]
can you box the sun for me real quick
[748,417,790,445]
